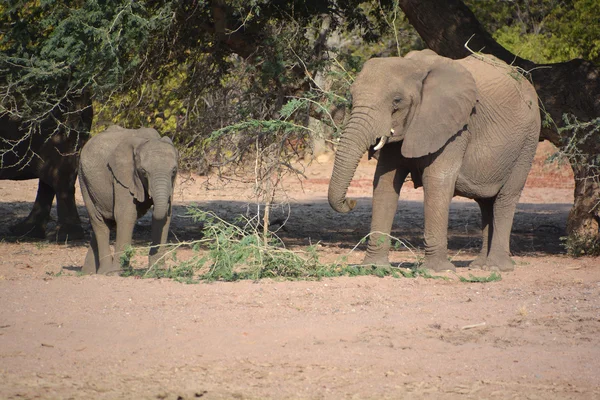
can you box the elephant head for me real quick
[108,136,179,221]
[328,50,478,213]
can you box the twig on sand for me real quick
[461,322,486,330]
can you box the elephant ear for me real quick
[108,137,147,202]
[401,57,477,158]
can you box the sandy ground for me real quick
[1,141,599,399]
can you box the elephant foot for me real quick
[469,254,488,269]
[361,253,391,267]
[55,224,85,242]
[97,264,122,276]
[421,257,456,272]
[96,256,121,276]
[481,255,515,272]
[81,262,97,275]
[82,246,99,274]
[9,221,47,239]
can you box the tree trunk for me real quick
[397,0,600,253]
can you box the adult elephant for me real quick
[328,49,541,272]
[0,96,92,241]
[79,126,179,274]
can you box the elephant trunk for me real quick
[148,173,173,266]
[328,108,388,213]
[149,174,173,221]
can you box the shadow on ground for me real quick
[0,197,571,257]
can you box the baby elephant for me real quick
[79,125,179,274]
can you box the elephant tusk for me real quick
[391,128,395,135]
[373,136,388,151]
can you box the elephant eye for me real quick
[392,97,402,106]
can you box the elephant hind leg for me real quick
[55,182,84,241]
[491,137,538,272]
[470,197,494,268]
[482,193,518,272]
[9,180,54,239]
[80,182,113,274]
[88,220,113,274]
[82,232,99,274]
[483,161,534,272]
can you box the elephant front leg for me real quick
[9,180,54,239]
[104,189,137,275]
[421,175,456,272]
[363,147,407,266]
[108,217,136,275]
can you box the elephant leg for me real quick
[482,193,518,271]
[470,197,494,268]
[363,145,408,266]
[148,204,172,268]
[87,222,113,274]
[9,180,54,238]
[80,184,111,274]
[421,175,457,272]
[484,149,535,272]
[108,219,135,274]
[55,181,84,242]
[83,231,100,274]
[108,193,137,275]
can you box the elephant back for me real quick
[459,54,539,131]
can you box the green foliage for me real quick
[556,116,600,153]
[0,1,174,122]
[186,207,332,281]
[466,0,600,64]
[3,0,597,147]
[115,207,475,283]
[543,0,600,63]
[1,0,424,175]
[119,245,136,271]
[398,268,450,280]
[93,64,187,134]
[551,117,600,249]
[113,207,507,284]
[459,272,502,283]
[493,25,559,64]
[561,234,600,257]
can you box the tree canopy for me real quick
[2,0,595,131]
[1,0,598,252]
[467,0,600,64]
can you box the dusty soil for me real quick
[1,141,599,399]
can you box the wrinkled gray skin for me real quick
[328,50,541,272]
[79,126,179,274]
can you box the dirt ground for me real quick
[1,141,599,399]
